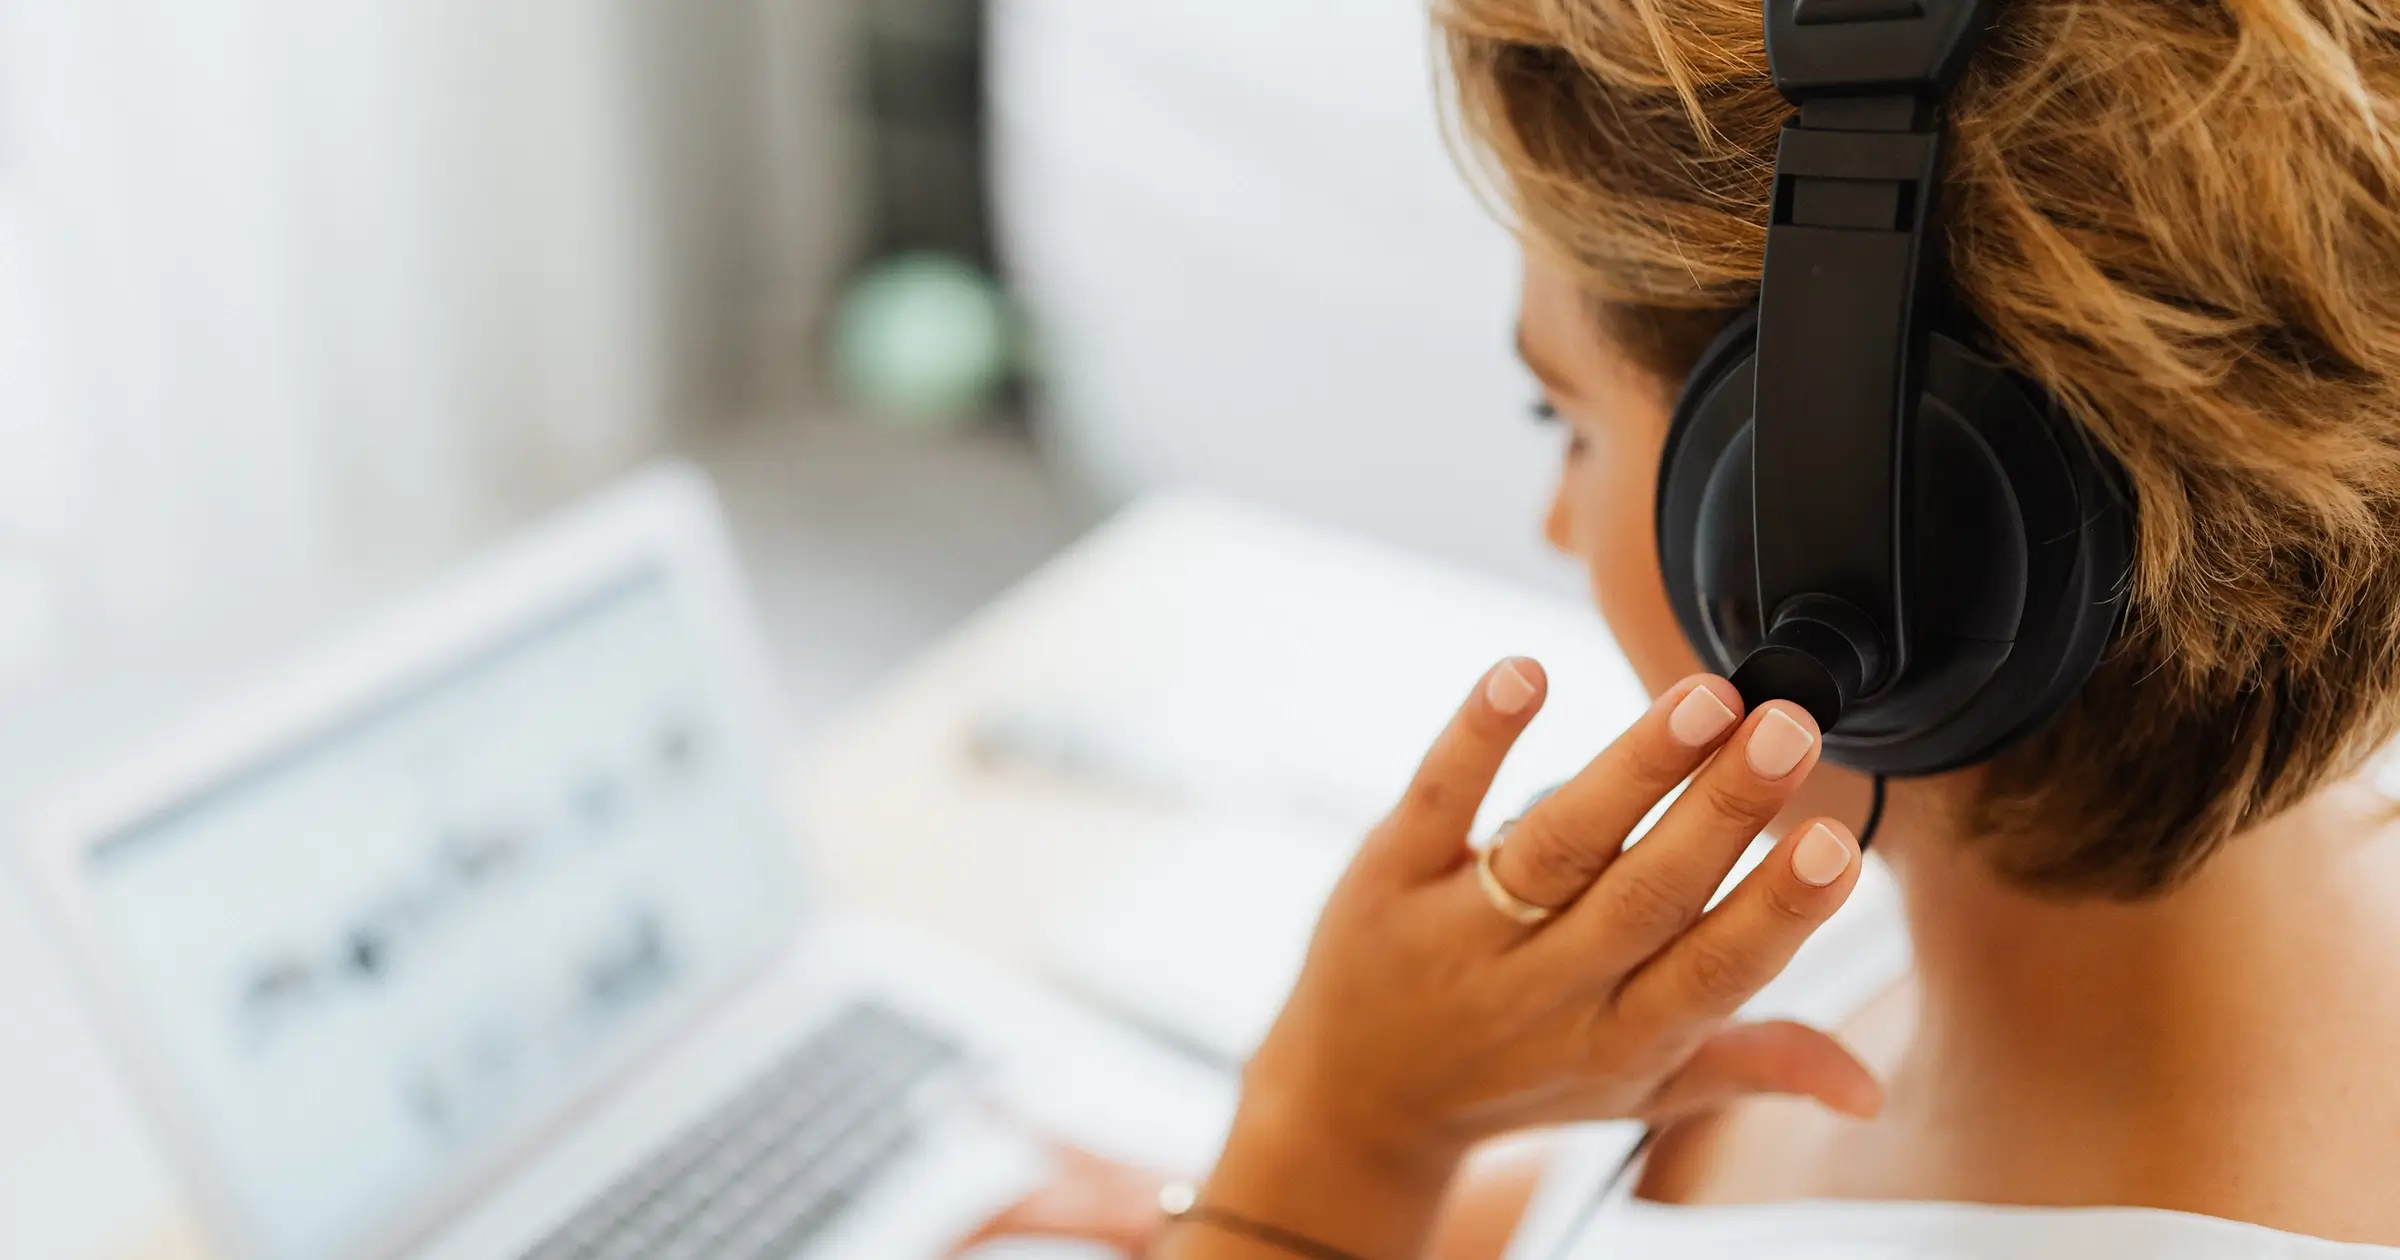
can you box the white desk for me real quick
[58,494,1638,1260]
[789,495,1641,971]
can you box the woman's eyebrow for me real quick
[1515,324,1577,397]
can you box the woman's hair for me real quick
[1440,0,2400,898]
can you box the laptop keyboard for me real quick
[518,1002,963,1260]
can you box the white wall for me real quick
[990,0,1577,594]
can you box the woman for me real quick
[967,0,2400,1255]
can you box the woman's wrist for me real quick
[1162,1088,1464,1260]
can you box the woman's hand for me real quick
[949,1145,1172,1257]
[1169,662,1872,1258]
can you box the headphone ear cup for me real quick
[1692,424,1760,668]
[1658,310,1766,680]
[1657,309,2133,776]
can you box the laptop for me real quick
[24,463,1229,1260]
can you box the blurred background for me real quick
[0,2,1586,1257]
[0,0,1562,738]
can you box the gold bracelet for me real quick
[1157,1182,1374,1260]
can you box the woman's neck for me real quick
[1862,777,2400,1232]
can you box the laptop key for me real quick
[512,1003,960,1260]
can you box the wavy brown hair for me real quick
[1440,0,2400,897]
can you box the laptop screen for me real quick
[80,569,799,1260]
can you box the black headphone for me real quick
[1656,0,2135,779]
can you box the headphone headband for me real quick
[1734,0,1999,725]
[1768,0,1998,101]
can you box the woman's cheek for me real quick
[1572,443,1708,698]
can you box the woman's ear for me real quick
[1544,478,1575,556]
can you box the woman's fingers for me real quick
[1611,817,1864,1035]
[1545,701,1822,975]
[1641,1019,1883,1123]
[1363,658,1549,883]
[1482,676,1746,916]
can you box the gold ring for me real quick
[1475,829,1557,927]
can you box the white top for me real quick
[1507,856,2400,1260]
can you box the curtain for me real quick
[0,0,851,685]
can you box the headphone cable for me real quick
[1857,773,1889,852]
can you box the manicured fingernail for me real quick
[1487,660,1538,716]
[1667,686,1738,746]
[1793,823,1854,887]
[1746,709,1817,780]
